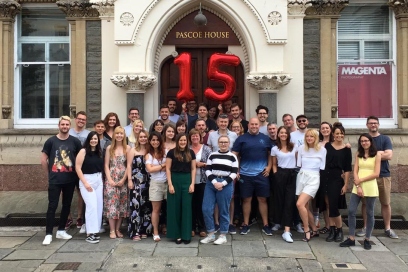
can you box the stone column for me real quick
[56,0,99,118]
[246,74,292,123]
[0,0,20,128]
[110,74,157,121]
[389,1,408,128]
[306,0,348,124]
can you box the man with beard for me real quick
[229,103,248,133]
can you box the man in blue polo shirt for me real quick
[232,117,273,235]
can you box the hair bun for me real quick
[333,122,343,127]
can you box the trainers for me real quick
[262,225,273,236]
[79,224,86,234]
[282,231,293,243]
[214,235,227,245]
[76,218,83,228]
[363,239,371,250]
[240,225,250,235]
[385,229,399,239]
[295,223,304,233]
[214,224,220,233]
[56,230,72,240]
[355,227,366,237]
[42,234,52,245]
[272,224,281,231]
[65,218,73,230]
[228,224,236,234]
[200,234,216,244]
[339,237,355,247]
[86,235,100,244]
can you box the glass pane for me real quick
[21,43,45,62]
[49,64,70,118]
[21,8,69,37]
[49,43,69,62]
[338,41,359,60]
[21,65,45,118]
[365,41,389,59]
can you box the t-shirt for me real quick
[297,145,327,172]
[207,129,238,152]
[372,134,392,177]
[69,128,90,145]
[290,130,305,147]
[271,145,298,169]
[167,149,196,173]
[145,153,167,182]
[42,135,82,184]
[232,132,272,176]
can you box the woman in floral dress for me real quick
[104,126,130,239]
[127,130,152,240]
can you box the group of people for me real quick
[41,100,398,249]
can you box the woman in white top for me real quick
[271,126,298,243]
[296,129,327,242]
[145,131,167,242]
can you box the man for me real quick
[93,120,106,151]
[229,103,249,133]
[125,108,140,136]
[195,118,210,145]
[207,114,238,152]
[41,116,82,245]
[290,114,308,147]
[167,99,181,124]
[256,105,269,135]
[356,116,398,239]
[197,103,217,132]
[232,118,273,235]
[267,123,277,145]
[282,113,296,133]
[181,100,198,131]
[67,111,90,232]
[149,104,176,132]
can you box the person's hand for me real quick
[341,185,347,195]
[189,184,194,193]
[168,184,175,194]
[357,187,364,197]
[214,182,223,191]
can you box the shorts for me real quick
[149,180,168,201]
[295,170,320,198]
[377,177,391,205]
[239,173,270,198]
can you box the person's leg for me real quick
[59,182,75,231]
[46,184,62,235]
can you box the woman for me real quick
[145,132,167,242]
[340,133,381,250]
[128,119,144,148]
[175,120,187,135]
[189,129,212,237]
[230,121,244,136]
[319,122,351,242]
[75,132,104,243]
[102,112,121,154]
[201,135,238,245]
[271,126,297,243]
[296,129,326,242]
[104,126,130,239]
[166,133,196,244]
[150,119,164,135]
[127,130,152,241]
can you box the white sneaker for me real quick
[200,234,216,244]
[295,223,304,233]
[56,230,72,240]
[214,235,227,245]
[42,234,52,245]
[79,224,86,234]
[272,224,281,231]
[282,231,293,243]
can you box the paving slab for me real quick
[234,257,300,271]
[349,237,390,252]
[0,248,14,260]
[0,260,43,272]
[377,233,408,255]
[265,237,315,259]
[167,256,233,271]
[57,238,120,252]
[33,263,58,272]
[0,231,38,237]
[297,259,323,272]
[153,245,198,257]
[111,243,156,257]
[102,256,169,271]
[19,235,67,250]
[232,240,267,257]
[198,243,233,257]
[354,251,408,272]
[44,252,109,263]
[0,237,31,248]
[4,249,55,260]
[310,239,360,263]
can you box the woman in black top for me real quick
[75,131,104,244]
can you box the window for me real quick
[14,6,70,128]
[337,3,396,128]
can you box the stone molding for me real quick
[110,74,157,91]
[400,105,408,118]
[0,0,21,19]
[288,0,312,16]
[389,0,408,18]
[305,0,349,16]
[2,105,11,119]
[90,0,115,18]
[56,0,99,18]
[246,73,292,92]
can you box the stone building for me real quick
[0,0,407,217]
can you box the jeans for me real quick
[348,193,376,239]
[202,179,233,234]
[46,182,76,234]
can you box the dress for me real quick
[128,155,152,238]
[104,155,129,219]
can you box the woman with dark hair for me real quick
[166,133,196,244]
[175,120,187,135]
[75,131,104,243]
[319,122,352,243]
[271,126,297,243]
[340,133,381,250]
[149,119,165,135]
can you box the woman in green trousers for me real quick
[166,133,196,244]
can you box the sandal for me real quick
[110,231,117,239]
[116,230,124,238]
[319,227,329,234]
[132,235,141,241]
[141,234,147,239]
[153,235,161,242]
[303,230,312,242]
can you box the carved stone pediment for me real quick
[0,0,21,19]
[246,73,292,92]
[305,0,349,16]
[56,0,99,18]
[288,0,312,16]
[389,0,408,18]
[111,74,157,91]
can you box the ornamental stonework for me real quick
[56,0,99,18]
[0,0,21,19]
[267,11,282,25]
[305,0,349,16]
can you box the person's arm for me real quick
[75,149,92,192]
[126,148,134,189]
[104,146,115,187]
[166,157,175,194]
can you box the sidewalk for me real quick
[0,224,407,272]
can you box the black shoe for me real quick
[339,237,355,247]
[183,239,191,244]
[326,226,336,242]
[175,238,182,244]
[363,239,372,250]
[335,228,344,242]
